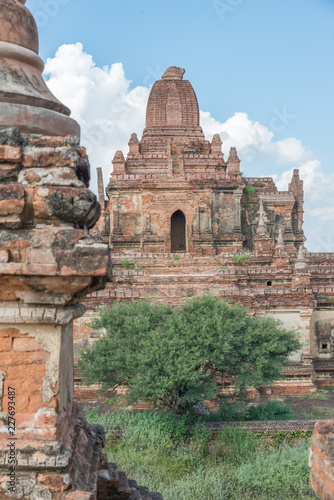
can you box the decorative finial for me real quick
[113,150,125,162]
[295,246,307,269]
[277,227,284,247]
[162,66,185,80]
[256,199,268,237]
[211,134,223,154]
[128,133,140,156]
[227,147,241,174]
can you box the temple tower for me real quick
[101,66,304,255]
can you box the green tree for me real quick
[78,296,300,414]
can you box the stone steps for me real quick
[97,460,163,500]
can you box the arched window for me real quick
[171,210,186,252]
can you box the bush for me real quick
[245,400,294,421]
[79,296,301,415]
[206,400,294,422]
[215,402,245,422]
[233,253,250,264]
[244,184,256,194]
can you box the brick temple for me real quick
[75,65,334,398]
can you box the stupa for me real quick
[0,0,79,136]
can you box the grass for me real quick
[86,408,316,500]
[300,392,329,400]
[302,407,328,419]
[233,253,250,265]
[121,259,135,270]
[206,400,295,422]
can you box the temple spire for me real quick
[227,147,241,174]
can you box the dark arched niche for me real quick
[171,210,186,252]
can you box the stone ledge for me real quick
[0,304,85,325]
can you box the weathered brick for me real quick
[13,337,44,352]
[0,338,11,351]
[0,145,20,163]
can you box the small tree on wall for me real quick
[78,296,300,414]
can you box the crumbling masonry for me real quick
[0,1,162,498]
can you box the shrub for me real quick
[233,253,250,264]
[244,184,256,194]
[245,400,294,421]
[206,400,294,422]
[79,296,301,415]
[121,259,135,269]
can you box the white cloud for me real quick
[44,43,333,251]
[200,111,311,166]
[44,43,149,194]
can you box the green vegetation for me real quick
[205,400,295,422]
[78,296,300,414]
[302,407,328,419]
[233,253,250,264]
[242,202,249,208]
[86,409,316,500]
[173,254,180,260]
[301,392,329,401]
[121,259,135,270]
[244,184,256,194]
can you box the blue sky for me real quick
[27,0,334,250]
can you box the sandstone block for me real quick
[33,186,98,228]
[0,215,21,228]
[19,167,83,187]
[24,248,58,276]
[27,135,79,148]
[0,184,25,215]
[0,249,9,263]
[0,127,20,147]
[0,145,20,162]
[36,473,71,493]
[0,164,20,183]
[22,148,79,168]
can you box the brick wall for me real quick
[310,420,334,499]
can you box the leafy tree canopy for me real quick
[78,296,301,414]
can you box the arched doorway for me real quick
[171,210,186,252]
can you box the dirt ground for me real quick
[79,390,334,421]
[278,390,334,420]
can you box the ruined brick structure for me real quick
[0,1,162,498]
[80,65,334,397]
[310,421,334,499]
